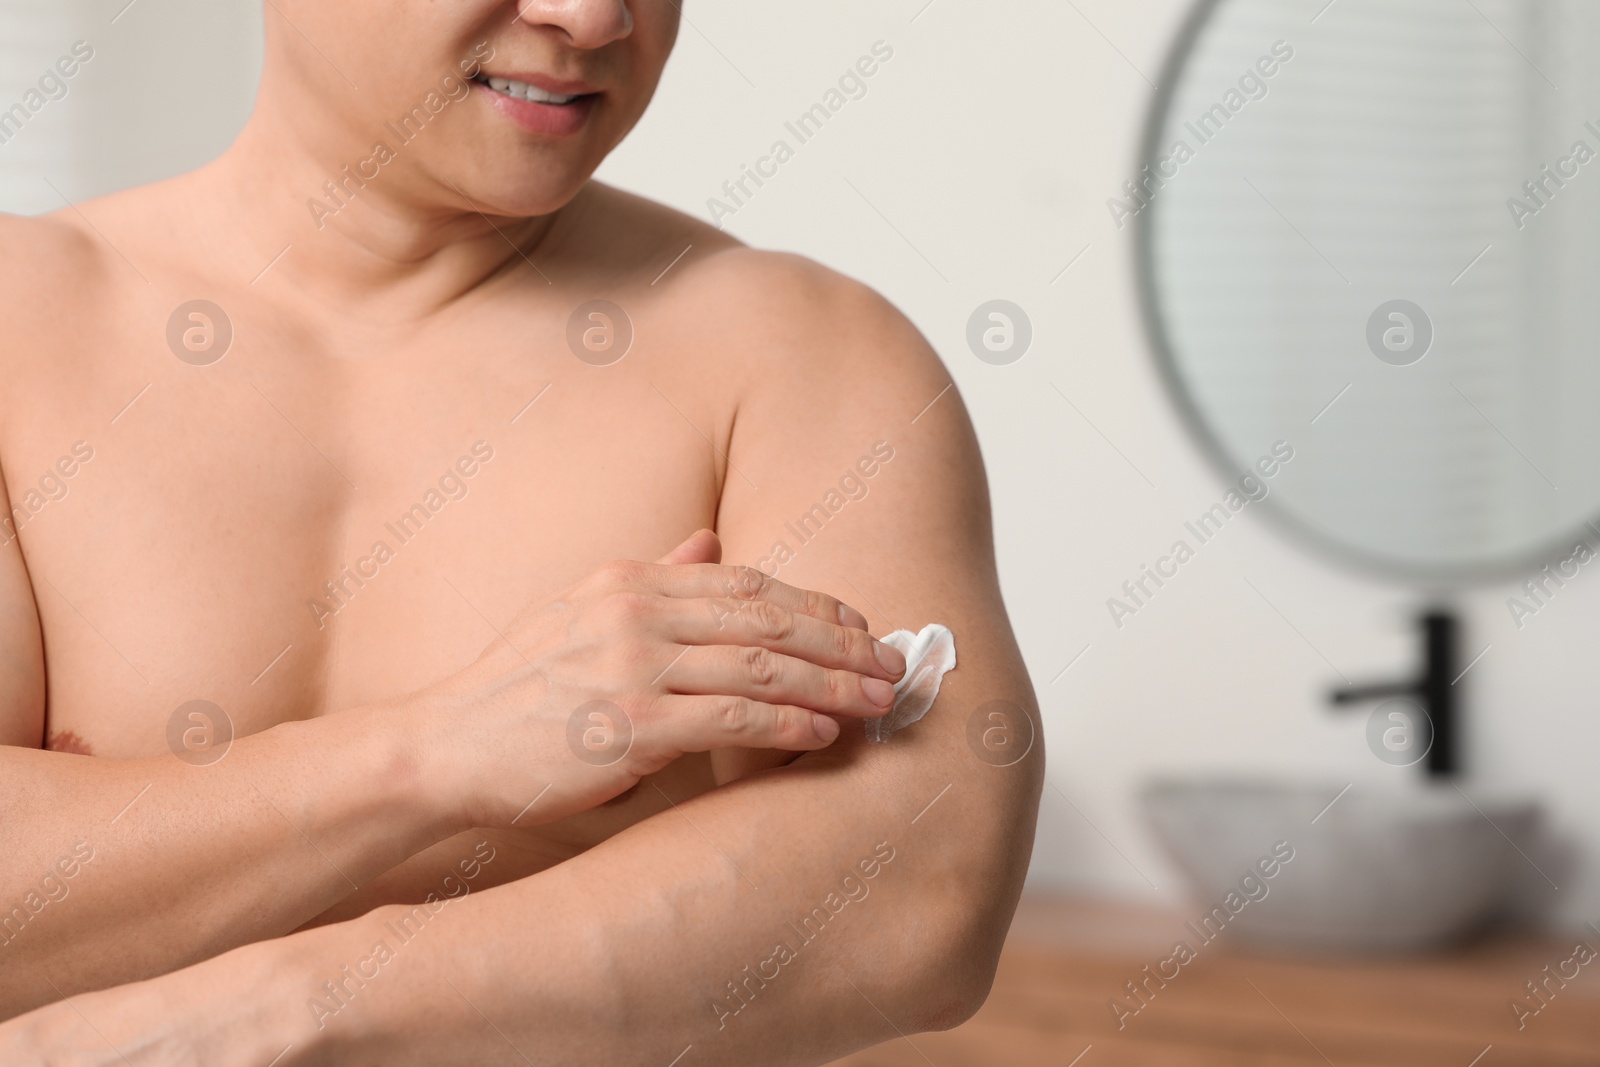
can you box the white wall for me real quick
[16,0,1599,930]
[0,0,260,212]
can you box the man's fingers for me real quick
[661,644,896,718]
[666,598,905,681]
[646,695,841,753]
[618,562,870,631]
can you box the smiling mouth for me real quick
[473,75,591,106]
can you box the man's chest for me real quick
[9,324,727,759]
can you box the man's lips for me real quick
[476,71,598,102]
[472,73,599,136]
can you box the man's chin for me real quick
[450,183,588,222]
[431,160,596,221]
[435,133,607,207]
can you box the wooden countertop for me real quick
[830,894,1600,1066]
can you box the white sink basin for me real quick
[1142,777,1539,954]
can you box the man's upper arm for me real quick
[704,246,1041,856]
[709,246,1018,692]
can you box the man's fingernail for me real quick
[814,715,840,742]
[862,677,896,707]
[874,640,906,677]
[838,603,868,630]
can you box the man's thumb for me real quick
[657,528,722,565]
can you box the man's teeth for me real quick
[482,76,580,105]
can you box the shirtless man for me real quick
[0,2,1042,1063]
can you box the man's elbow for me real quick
[906,915,1006,1032]
[899,838,1035,1032]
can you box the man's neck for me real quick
[183,87,562,325]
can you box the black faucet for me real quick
[1329,609,1459,778]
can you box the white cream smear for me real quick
[866,623,956,743]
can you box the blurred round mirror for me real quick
[1137,0,1600,581]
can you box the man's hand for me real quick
[401,528,908,829]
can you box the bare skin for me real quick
[0,1,1042,1063]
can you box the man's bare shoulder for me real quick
[664,248,948,411]
[572,181,949,414]
[0,212,115,364]
[0,211,121,321]
[0,211,108,294]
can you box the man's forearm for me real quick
[0,705,457,1018]
[267,665,1041,1066]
